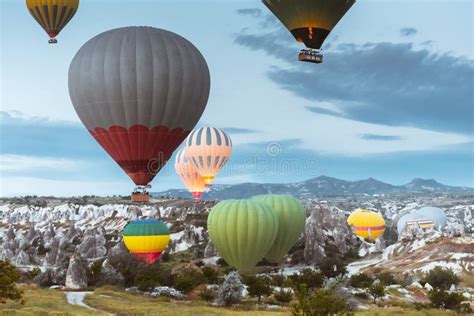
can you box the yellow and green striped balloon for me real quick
[123,219,170,265]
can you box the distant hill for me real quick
[154,176,474,200]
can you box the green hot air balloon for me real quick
[253,195,306,263]
[207,199,279,273]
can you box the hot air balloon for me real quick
[397,207,446,235]
[69,27,210,202]
[208,199,279,273]
[123,219,170,265]
[184,127,232,187]
[26,0,79,44]
[347,209,385,241]
[252,195,305,263]
[175,149,206,200]
[262,0,355,63]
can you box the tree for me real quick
[274,288,293,303]
[421,267,459,291]
[318,256,347,278]
[292,285,346,316]
[368,282,385,304]
[377,271,396,286]
[215,271,244,307]
[289,269,324,290]
[428,289,470,312]
[243,275,273,303]
[349,273,373,288]
[0,261,24,304]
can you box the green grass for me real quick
[355,307,456,316]
[1,285,460,316]
[85,287,291,315]
[0,285,104,316]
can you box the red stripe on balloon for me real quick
[90,125,189,185]
[133,252,163,265]
[353,225,386,231]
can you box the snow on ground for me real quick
[64,292,93,309]
[415,261,464,273]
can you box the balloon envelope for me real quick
[347,209,385,241]
[184,127,232,186]
[123,219,170,265]
[252,195,306,263]
[208,199,278,273]
[69,27,210,187]
[397,207,447,234]
[262,0,355,49]
[175,149,206,200]
[26,0,79,41]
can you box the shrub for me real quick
[201,266,219,284]
[271,273,287,288]
[243,275,273,303]
[0,260,24,304]
[318,257,347,278]
[199,288,217,302]
[274,288,293,303]
[292,285,346,316]
[215,271,244,307]
[160,252,171,262]
[428,289,470,311]
[421,267,459,291]
[377,271,396,286]
[108,252,145,287]
[87,259,104,286]
[172,266,205,294]
[289,269,324,290]
[33,269,55,287]
[135,264,173,291]
[349,273,373,288]
[367,282,385,304]
[354,292,369,299]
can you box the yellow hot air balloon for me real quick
[175,149,206,200]
[26,0,80,44]
[262,0,355,63]
[184,127,232,187]
[347,209,385,241]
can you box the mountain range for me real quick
[154,176,474,200]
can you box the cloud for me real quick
[234,17,474,135]
[236,8,262,17]
[222,127,260,134]
[400,27,418,37]
[360,134,402,141]
[0,155,82,172]
[1,110,103,159]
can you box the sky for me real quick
[0,0,473,196]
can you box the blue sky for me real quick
[1,0,473,196]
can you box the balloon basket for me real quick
[131,192,150,202]
[298,49,323,63]
[48,38,58,44]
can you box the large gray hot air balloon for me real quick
[69,27,210,201]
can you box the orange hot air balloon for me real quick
[175,149,206,200]
[184,127,232,187]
